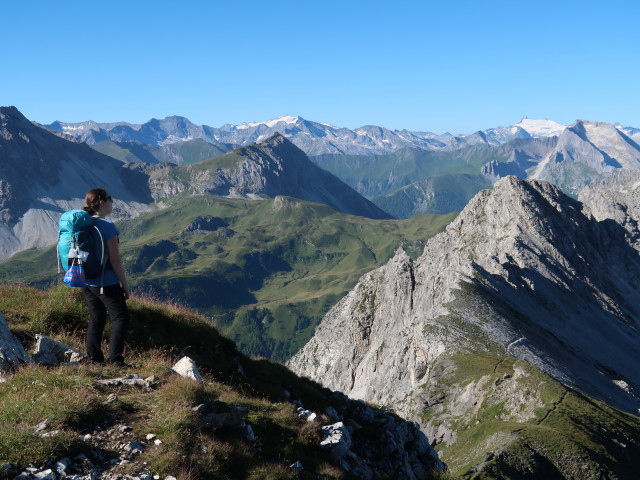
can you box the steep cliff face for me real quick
[289,176,640,474]
[579,169,640,252]
[530,120,640,195]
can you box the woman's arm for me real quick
[107,236,130,300]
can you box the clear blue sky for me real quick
[3,0,639,134]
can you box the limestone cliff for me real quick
[289,176,640,475]
[579,169,640,251]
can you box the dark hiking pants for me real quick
[83,284,129,363]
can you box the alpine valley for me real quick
[2,105,640,478]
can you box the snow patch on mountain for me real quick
[237,115,301,130]
[514,118,566,137]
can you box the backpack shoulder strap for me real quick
[92,219,108,294]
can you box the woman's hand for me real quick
[107,236,130,300]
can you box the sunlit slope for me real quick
[0,195,455,361]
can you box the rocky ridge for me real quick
[289,176,640,473]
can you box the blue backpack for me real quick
[58,210,106,284]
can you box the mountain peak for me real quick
[0,106,33,128]
[291,174,640,413]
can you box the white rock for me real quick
[32,334,85,365]
[320,422,351,459]
[34,469,55,479]
[171,356,204,383]
[0,313,33,375]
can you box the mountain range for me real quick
[46,115,570,157]
[3,105,640,477]
[0,107,389,262]
[44,112,640,219]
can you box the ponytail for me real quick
[84,188,108,216]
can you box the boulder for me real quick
[320,422,352,459]
[171,356,204,383]
[32,334,85,365]
[194,401,247,431]
[0,312,32,378]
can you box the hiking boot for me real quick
[109,360,135,369]
[79,356,103,365]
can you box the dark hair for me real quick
[84,188,109,215]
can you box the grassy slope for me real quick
[0,284,360,479]
[310,145,510,199]
[373,173,492,218]
[91,139,231,165]
[3,287,639,479]
[0,196,455,361]
[419,352,640,479]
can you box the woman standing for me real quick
[82,188,130,366]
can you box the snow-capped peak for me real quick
[236,115,301,130]
[514,118,566,137]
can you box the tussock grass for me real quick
[0,284,342,479]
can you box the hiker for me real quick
[82,188,131,366]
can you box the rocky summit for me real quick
[289,176,640,475]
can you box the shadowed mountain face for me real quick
[0,107,155,259]
[290,175,640,414]
[578,169,640,251]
